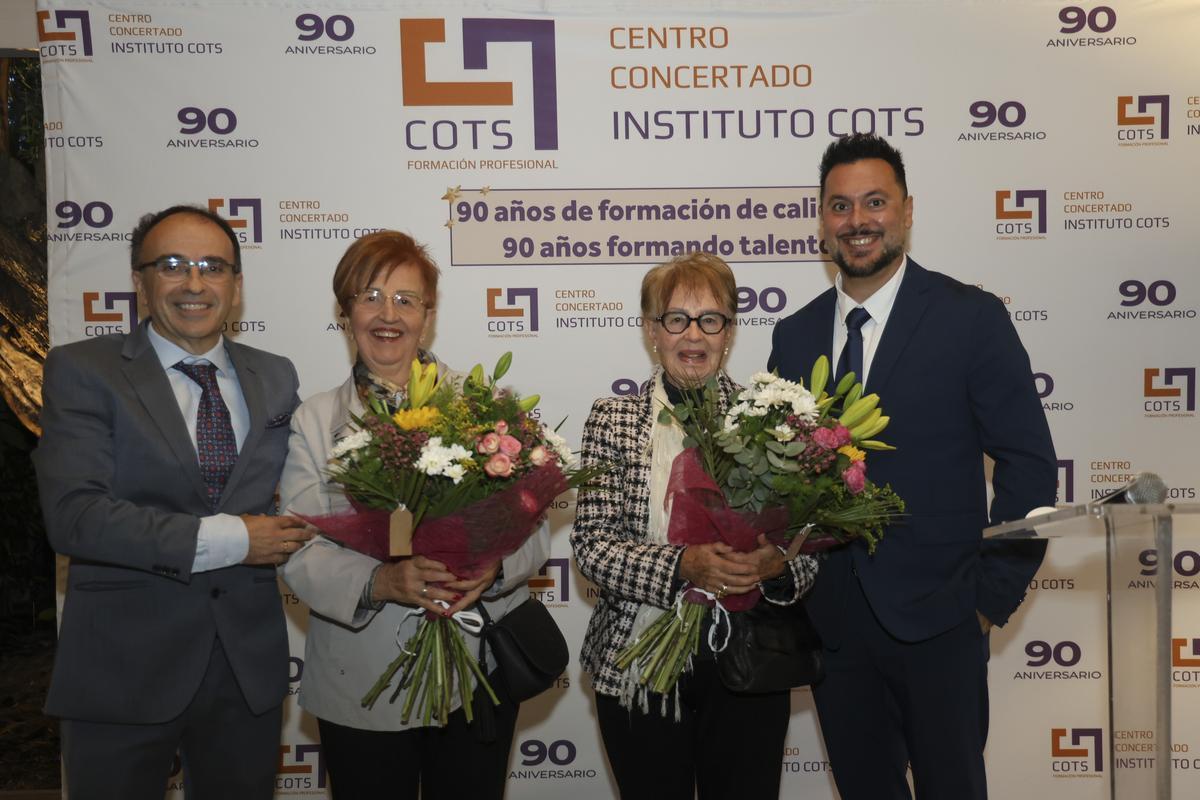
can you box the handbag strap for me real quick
[475,602,492,663]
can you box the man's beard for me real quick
[830,235,905,279]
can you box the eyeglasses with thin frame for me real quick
[135,255,239,281]
[352,287,428,313]
[655,311,731,335]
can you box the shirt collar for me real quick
[835,255,908,324]
[146,323,234,377]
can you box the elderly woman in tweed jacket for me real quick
[571,252,818,800]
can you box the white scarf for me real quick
[618,371,691,717]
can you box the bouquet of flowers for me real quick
[615,357,904,697]
[304,353,599,726]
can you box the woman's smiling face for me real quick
[649,284,731,388]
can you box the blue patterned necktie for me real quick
[173,361,237,510]
[836,307,872,387]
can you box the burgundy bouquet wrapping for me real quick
[665,448,789,613]
[300,462,568,576]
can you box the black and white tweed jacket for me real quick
[570,371,818,698]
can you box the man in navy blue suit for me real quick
[767,134,1056,799]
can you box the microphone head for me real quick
[1126,472,1168,504]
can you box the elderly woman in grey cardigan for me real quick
[571,252,817,800]
[279,231,548,800]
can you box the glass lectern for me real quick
[986,502,1200,800]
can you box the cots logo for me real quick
[208,198,262,244]
[400,18,558,151]
[37,10,92,57]
[82,291,138,336]
[1117,95,1169,142]
[278,744,327,791]
[1174,638,1200,666]
[486,287,538,333]
[1143,368,1196,414]
[1057,459,1074,504]
[995,190,1047,236]
[1175,638,1200,686]
[1051,727,1103,774]
[527,557,569,606]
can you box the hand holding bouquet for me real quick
[303,353,600,725]
[616,357,904,698]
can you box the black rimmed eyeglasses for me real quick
[655,311,731,335]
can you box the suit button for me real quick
[210,588,221,599]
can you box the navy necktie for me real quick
[836,307,872,387]
[173,361,237,510]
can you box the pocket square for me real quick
[266,412,292,428]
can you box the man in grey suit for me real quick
[34,205,314,799]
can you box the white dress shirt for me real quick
[146,324,251,571]
[831,256,908,389]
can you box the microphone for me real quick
[1094,471,1168,505]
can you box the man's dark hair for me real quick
[129,205,242,272]
[818,133,908,200]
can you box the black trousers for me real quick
[596,659,790,800]
[317,683,519,800]
[812,577,990,800]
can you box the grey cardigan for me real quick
[279,371,550,730]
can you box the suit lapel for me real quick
[867,259,934,394]
[121,324,210,506]
[790,289,837,378]
[809,290,837,367]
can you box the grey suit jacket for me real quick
[279,372,550,731]
[34,320,300,723]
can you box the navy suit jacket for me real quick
[768,260,1056,646]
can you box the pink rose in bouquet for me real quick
[528,445,549,466]
[812,426,841,450]
[477,432,500,454]
[498,434,523,457]
[484,452,514,478]
[843,460,867,495]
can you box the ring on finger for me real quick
[420,585,429,598]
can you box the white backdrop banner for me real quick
[37,0,1200,796]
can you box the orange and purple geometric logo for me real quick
[37,10,92,56]
[486,287,539,332]
[207,198,262,244]
[1173,638,1200,667]
[1052,727,1103,772]
[400,18,558,150]
[82,291,138,334]
[1144,368,1195,412]
[1118,95,1169,140]
[528,557,570,604]
[995,190,1047,234]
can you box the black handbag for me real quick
[477,597,569,703]
[714,600,824,693]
